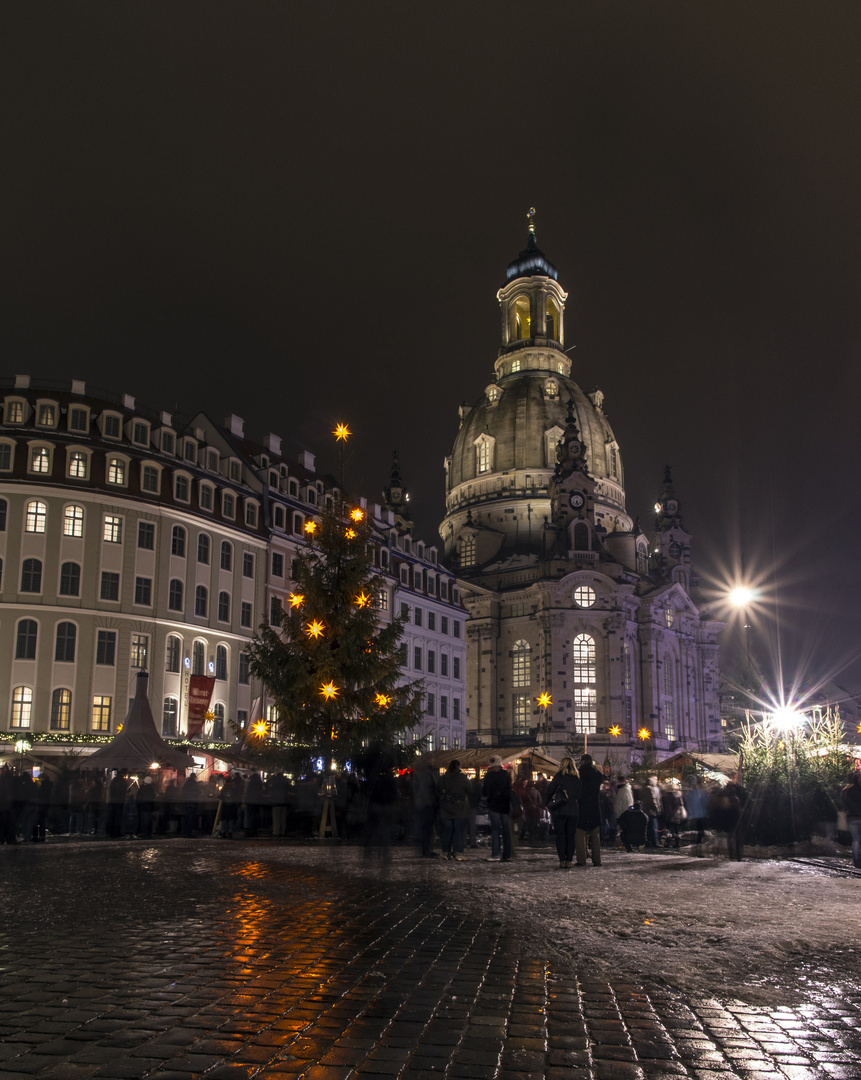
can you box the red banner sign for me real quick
[187,676,216,738]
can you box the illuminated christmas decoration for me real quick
[320,682,339,700]
[252,720,268,738]
[638,727,651,741]
[609,725,621,737]
[345,528,356,539]
[537,692,552,708]
[304,520,318,534]
[375,692,392,708]
[334,423,351,442]
[350,508,364,522]
[289,593,304,608]
[354,591,370,608]
[306,620,325,639]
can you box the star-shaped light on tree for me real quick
[609,725,621,737]
[355,591,370,608]
[289,593,304,608]
[638,727,651,741]
[375,692,392,708]
[536,692,552,708]
[252,720,268,738]
[345,527,356,539]
[304,520,317,535]
[350,507,364,522]
[334,423,351,442]
[320,682,339,700]
[305,620,325,639]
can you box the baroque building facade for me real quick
[0,377,465,769]
[440,221,723,766]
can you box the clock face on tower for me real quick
[569,491,585,510]
[666,499,678,514]
[567,439,581,457]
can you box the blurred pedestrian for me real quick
[618,799,648,852]
[412,761,438,857]
[181,773,200,837]
[106,770,128,839]
[840,771,861,869]
[545,756,581,868]
[68,776,85,835]
[576,755,604,866]
[268,772,290,837]
[438,760,470,860]
[640,776,662,848]
[684,774,709,844]
[483,756,512,862]
[136,776,156,838]
[661,781,685,848]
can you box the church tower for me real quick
[440,213,723,763]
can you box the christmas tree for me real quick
[244,500,424,773]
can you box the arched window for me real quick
[216,644,228,680]
[165,634,181,673]
[68,451,88,479]
[512,295,530,340]
[55,622,77,663]
[25,500,47,533]
[545,298,559,339]
[59,562,80,596]
[194,585,208,618]
[162,697,178,736]
[512,640,531,687]
[11,686,33,728]
[220,541,232,570]
[460,534,476,568]
[218,591,230,622]
[16,619,38,660]
[171,525,186,557]
[197,533,210,564]
[572,634,597,735]
[622,641,633,732]
[63,504,84,537]
[51,688,72,731]
[573,522,590,551]
[475,437,492,474]
[192,640,205,676]
[211,703,225,741]
[107,457,126,484]
[168,579,183,611]
[21,559,42,593]
[30,446,51,473]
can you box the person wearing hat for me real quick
[482,755,512,862]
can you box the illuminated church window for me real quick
[512,640,531,687]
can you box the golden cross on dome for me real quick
[527,206,536,234]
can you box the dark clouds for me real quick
[2,2,860,691]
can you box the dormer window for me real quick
[102,413,122,439]
[511,358,521,373]
[68,407,89,432]
[37,403,57,427]
[544,378,558,399]
[288,479,298,496]
[183,439,197,463]
[487,385,501,404]
[131,420,149,446]
[460,535,476,567]
[5,399,25,424]
[475,434,494,475]
[199,482,214,511]
[207,449,219,472]
[307,488,316,505]
[161,430,175,454]
[229,460,241,483]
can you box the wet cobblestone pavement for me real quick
[1,841,860,1080]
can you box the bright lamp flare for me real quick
[729,586,754,607]
[334,423,351,442]
[350,508,364,522]
[289,593,304,608]
[304,520,318,534]
[609,725,621,737]
[770,707,805,733]
[638,727,651,741]
[305,619,325,639]
[320,682,339,700]
[537,692,552,708]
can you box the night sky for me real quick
[2,4,860,697]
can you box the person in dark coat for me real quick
[710,779,747,861]
[136,776,156,837]
[106,770,129,838]
[617,800,649,852]
[482,756,512,862]
[841,771,861,868]
[575,754,604,866]
[412,761,439,857]
[545,757,581,869]
[438,760,471,860]
[181,773,200,837]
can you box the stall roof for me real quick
[656,751,739,778]
[416,746,561,773]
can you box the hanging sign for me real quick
[187,676,216,738]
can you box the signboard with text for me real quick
[187,676,216,738]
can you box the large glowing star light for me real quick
[320,682,339,700]
[252,720,268,738]
[350,507,364,522]
[289,593,304,608]
[638,727,651,741]
[344,528,356,539]
[354,591,370,608]
[609,725,621,737]
[536,692,552,708]
[334,423,351,442]
[304,520,318,534]
[375,692,392,708]
[305,620,325,639]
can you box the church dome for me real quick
[505,234,559,283]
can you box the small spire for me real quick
[527,206,536,236]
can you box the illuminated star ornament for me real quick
[354,591,370,608]
[375,692,392,708]
[304,520,317,534]
[638,727,651,741]
[350,507,364,522]
[252,720,268,738]
[320,682,339,700]
[609,725,621,737]
[334,423,351,442]
[345,528,356,539]
[289,593,304,608]
[305,619,325,639]
[536,692,552,708]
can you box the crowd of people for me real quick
[2,757,859,867]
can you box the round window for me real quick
[574,585,596,608]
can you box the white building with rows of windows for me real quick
[439,220,723,767]
[0,376,466,768]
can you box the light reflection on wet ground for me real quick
[0,841,859,1079]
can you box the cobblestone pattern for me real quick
[0,844,859,1080]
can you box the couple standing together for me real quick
[544,754,603,868]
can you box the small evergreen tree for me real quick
[244,502,424,773]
